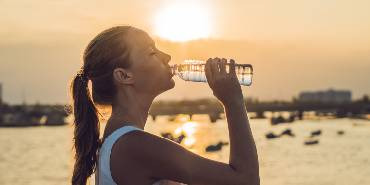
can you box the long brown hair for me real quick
[69,26,133,185]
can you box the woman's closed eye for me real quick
[149,47,158,56]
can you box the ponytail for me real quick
[70,69,101,185]
[69,26,133,185]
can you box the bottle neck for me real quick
[169,64,177,75]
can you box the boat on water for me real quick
[0,112,68,127]
[304,139,319,145]
[271,115,295,125]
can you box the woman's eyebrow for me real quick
[149,39,156,47]
[147,42,156,50]
[142,44,154,53]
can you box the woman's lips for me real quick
[167,66,174,77]
[169,71,174,77]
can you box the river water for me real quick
[1,116,369,185]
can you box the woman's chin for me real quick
[158,78,175,94]
[166,78,175,90]
[170,78,175,87]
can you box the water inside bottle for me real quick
[174,60,253,86]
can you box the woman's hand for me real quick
[205,58,243,106]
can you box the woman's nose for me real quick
[166,54,171,63]
[162,52,171,64]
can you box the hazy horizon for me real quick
[0,0,369,104]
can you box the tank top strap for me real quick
[97,125,143,185]
[105,125,142,146]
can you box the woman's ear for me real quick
[113,68,134,85]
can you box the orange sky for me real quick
[0,0,369,104]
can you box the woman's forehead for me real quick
[126,30,154,51]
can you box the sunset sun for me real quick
[154,3,211,42]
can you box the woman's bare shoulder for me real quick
[114,129,180,154]
[109,130,165,184]
[110,129,247,185]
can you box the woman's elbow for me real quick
[237,171,260,185]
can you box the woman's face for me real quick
[120,29,175,95]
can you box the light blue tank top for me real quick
[96,125,164,185]
[96,125,186,185]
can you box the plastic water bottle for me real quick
[170,60,253,86]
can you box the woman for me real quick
[70,26,259,185]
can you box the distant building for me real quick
[299,89,352,103]
[0,83,2,123]
[0,83,2,105]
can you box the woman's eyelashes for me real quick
[149,47,159,56]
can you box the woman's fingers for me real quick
[207,57,235,85]
[210,57,219,75]
[205,58,242,105]
[229,59,236,77]
[205,58,214,87]
[220,58,227,74]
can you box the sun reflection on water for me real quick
[174,121,199,147]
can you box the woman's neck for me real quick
[110,90,155,130]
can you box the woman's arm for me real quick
[119,58,259,185]
[224,99,259,183]
[204,58,259,184]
